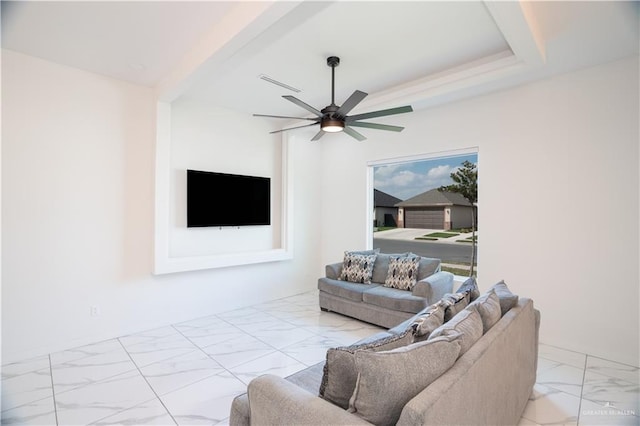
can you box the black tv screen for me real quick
[187,169,271,227]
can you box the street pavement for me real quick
[372,228,476,266]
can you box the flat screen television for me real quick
[187,169,271,227]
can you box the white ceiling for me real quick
[2,1,639,122]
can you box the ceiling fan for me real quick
[254,56,413,141]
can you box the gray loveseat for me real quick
[318,252,455,328]
[230,282,540,426]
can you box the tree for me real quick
[439,161,477,276]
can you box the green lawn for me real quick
[421,232,460,238]
[374,227,396,232]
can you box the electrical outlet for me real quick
[90,305,101,317]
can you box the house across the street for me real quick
[396,189,473,230]
[374,189,402,227]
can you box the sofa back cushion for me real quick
[417,256,441,281]
[429,307,483,355]
[348,335,461,425]
[319,329,413,409]
[490,280,519,316]
[371,252,408,284]
[468,289,501,333]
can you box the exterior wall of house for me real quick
[449,205,473,229]
[318,56,639,366]
[375,207,398,227]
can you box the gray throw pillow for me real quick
[319,329,413,409]
[441,292,469,322]
[456,277,481,302]
[429,307,483,355]
[339,251,378,284]
[411,301,445,341]
[467,289,501,333]
[348,335,461,425]
[490,280,519,316]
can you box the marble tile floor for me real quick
[2,291,638,425]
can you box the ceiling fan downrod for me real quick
[327,56,340,107]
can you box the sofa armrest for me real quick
[248,375,372,425]
[412,271,454,303]
[326,262,343,280]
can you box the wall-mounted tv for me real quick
[187,169,271,227]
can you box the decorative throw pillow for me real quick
[384,255,421,290]
[456,277,481,303]
[411,301,445,341]
[467,289,501,333]
[348,335,461,425]
[490,280,519,316]
[339,251,377,284]
[441,292,469,322]
[319,329,413,409]
[429,307,483,355]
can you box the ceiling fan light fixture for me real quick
[321,117,344,133]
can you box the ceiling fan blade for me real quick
[254,114,318,121]
[346,105,413,122]
[311,130,326,141]
[336,90,368,118]
[283,95,323,117]
[343,126,367,141]
[348,122,404,132]
[269,123,319,134]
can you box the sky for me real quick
[374,153,477,201]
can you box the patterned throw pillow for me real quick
[441,292,469,322]
[411,302,446,341]
[384,255,421,290]
[339,251,377,284]
[456,277,481,303]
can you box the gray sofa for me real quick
[318,253,455,328]
[230,284,540,426]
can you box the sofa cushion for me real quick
[371,252,408,284]
[490,280,519,316]
[467,289,501,333]
[456,276,481,302]
[442,292,469,322]
[348,335,461,425]
[318,278,378,302]
[411,302,446,341]
[429,307,482,355]
[362,285,429,314]
[339,252,378,284]
[415,256,441,280]
[319,329,414,409]
[384,255,421,290]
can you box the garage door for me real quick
[404,208,444,229]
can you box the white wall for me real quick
[168,99,282,258]
[1,50,322,362]
[3,47,638,366]
[319,56,639,366]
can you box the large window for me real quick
[368,149,478,277]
